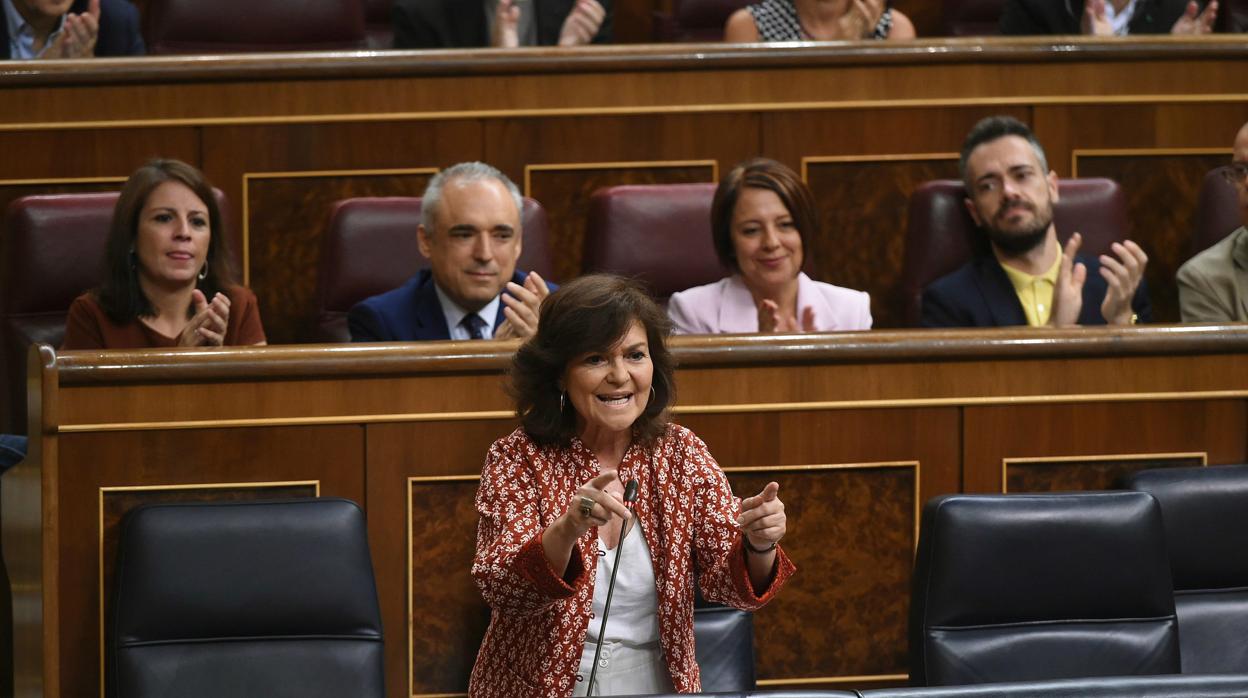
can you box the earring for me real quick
[198,266,208,281]
[559,392,566,412]
[650,386,656,403]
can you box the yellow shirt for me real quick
[1001,253,1061,327]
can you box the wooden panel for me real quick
[52,425,364,698]
[525,160,717,281]
[1005,453,1204,493]
[963,400,1248,493]
[408,478,487,696]
[727,466,915,684]
[804,157,959,329]
[244,170,435,344]
[1075,152,1228,323]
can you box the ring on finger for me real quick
[578,495,595,518]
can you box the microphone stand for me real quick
[586,480,638,695]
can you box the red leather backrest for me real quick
[147,0,366,53]
[1189,167,1242,261]
[900,178,1128,326]
[582,183,728,301]
[314,196,553,342]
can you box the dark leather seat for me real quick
[1188,167,1241,262]
[582,183,728,302]
[1123,464,1248,674]
[146,0,366,53]
[942,0,1004,36]
[109,498,383,697]
[653,0,754,41]
[694,605,755,691]
[909,492,1178,687]
[314,196,554,342]
[861,674,1248,697]
[0,193,117,433]
[900,179,1128,326]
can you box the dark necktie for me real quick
[461,314,488,340]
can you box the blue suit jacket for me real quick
[348,269,555,342]
[921,253,1153,328]
[2,0,145,58]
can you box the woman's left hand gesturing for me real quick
[738,481,786,550]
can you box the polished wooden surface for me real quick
[7,326,1248,697]
[3,39,1248,345]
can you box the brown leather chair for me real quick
[314,196,554,343]
[0,194,116,434]
[653,0,753,41]
[146,0,366,53]
[900,178,1129,326]
[1187,167,1241,263]
[943,0,1004,35]
[581,183,728,302]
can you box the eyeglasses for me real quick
[1221,162,1248,187]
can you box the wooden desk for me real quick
[8,326,1248,697]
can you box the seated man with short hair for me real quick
[2,0,144,59]
[1000,0,1217,36]
[1177,121,1248,323]
[349,162,552,342]
[922,115,1152,328]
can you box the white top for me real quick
[584,521,661,647]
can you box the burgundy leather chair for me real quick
[314,196,554,343]
[900,178,1129,327]
[581,183,728,302]
[146,0,366,53]
[942,0,1005,36]
[654,0,754,41]
[1187,167,1241,263]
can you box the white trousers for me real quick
[571,641,673,696]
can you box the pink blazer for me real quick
[667,273,872,334]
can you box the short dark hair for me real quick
[959,116,1049,188]
[710,158,817,272]
[511,274,675,446]
[95,159,236,324]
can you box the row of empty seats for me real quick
[102,463,1248,696]
[1,171,1241,433]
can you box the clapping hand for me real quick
[837,0,886,39]
[1171,0,1218,34]
[495,272,551,340]
[177,289,230,347]
[42,0,99,59]
[491,0,521,47]
[1081,0,1114,35]
[558,0,607,46]
[757,299,816,333]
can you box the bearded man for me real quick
[921,116,1152,328]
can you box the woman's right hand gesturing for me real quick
[177,289,230,347]
[543,471,632,575]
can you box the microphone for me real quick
[586,479,639,695]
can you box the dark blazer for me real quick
[2,0,145,58]
[921,253,1153,328]
[392,0,612,49]
[348,268,556,341]
[999,0,1203,34]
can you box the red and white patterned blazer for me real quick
[469,423,795,697]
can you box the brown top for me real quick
[61,286,267,350]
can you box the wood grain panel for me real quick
[1074,152,1228,323]
[726,466,916,683]
[1004,454,1204,493]
[53,425,364,698]
[366,420,521,698]
[804,157,959,329]
[245,170,434,344]
[408,479,487,696]
[962,400,1247,493]
[0,128,198,180]
[525,162,717,282]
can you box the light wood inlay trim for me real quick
[801,153,959,182]
[7,94,1248,133]
[758,673,910,685]
[1001,451,1208,493]
[1071,147,1232,177]
[97,479,321,698]
[239,167,439,285]
[522,159,718,197]
[55,389,1248,433]
[0,176,127,186]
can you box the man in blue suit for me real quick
[3,0,144,59]
[349,162,552,342]
[922,116,1151,328]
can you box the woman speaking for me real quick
[469,274,795,697]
